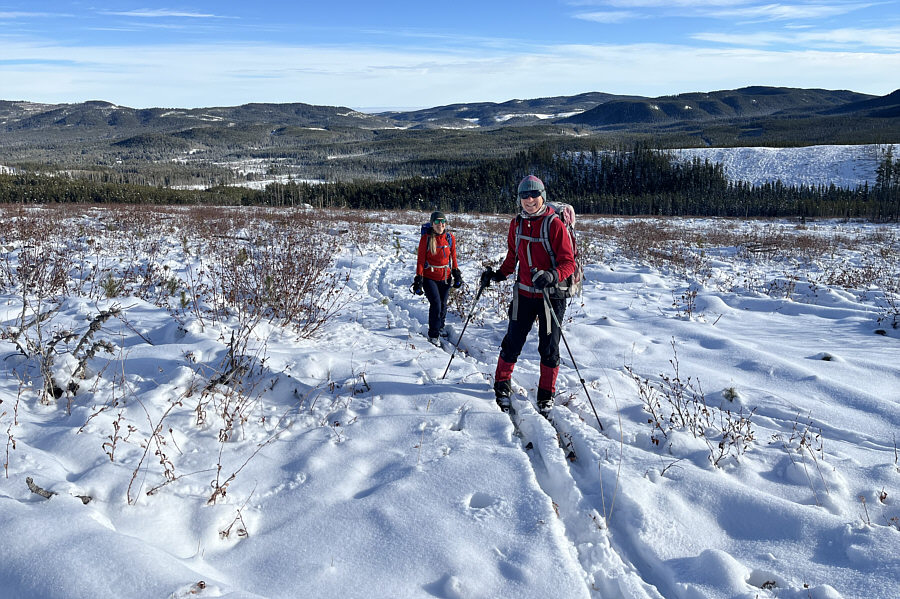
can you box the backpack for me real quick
[420,223,455,272]
[515,202,583,299]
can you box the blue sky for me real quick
[1,1,898,109]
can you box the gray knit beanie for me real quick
[517,175,546,204]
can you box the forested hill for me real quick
[3,86,899,190]
[0,86,889,134]
[560,87,873,127]
[3,144,898,221]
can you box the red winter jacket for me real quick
[416,230,458,282]
[497,206,575,298]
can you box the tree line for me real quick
[269,143,900,220]
[2,144,897,220]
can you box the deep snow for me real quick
[1,206,899,599]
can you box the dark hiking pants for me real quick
[423,277,451,338]
[499,293,566,368]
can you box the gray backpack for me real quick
[515,202,584,299]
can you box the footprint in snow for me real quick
[466,491,508,521]
[468,491,496,509]
[423,574,465,599]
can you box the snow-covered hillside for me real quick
[674,144,896,189]
[1,206,898,599]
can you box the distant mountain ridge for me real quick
[381,92,640,128]
[559,87,875,127]
[3,86,896,135]
[0,100,396,133]
[820,89,900,118]
[2,86,898,188]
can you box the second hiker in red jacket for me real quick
[413,211,462,345]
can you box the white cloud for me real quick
[103,10,223,19]
[0,39,896,108]
[593,0,752,6]
[0,11,58,18]
[567,1,876,21]
[574,11,640,23]
[708,3,873,21]
[694,26,900,49]
[694,31,794,45]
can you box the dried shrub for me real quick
[628,340,756,467]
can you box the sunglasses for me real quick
[432,218,446,224]
[519,190,542,200]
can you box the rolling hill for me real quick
[1,86,898,186]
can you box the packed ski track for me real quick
[1,206,899,599]
[356,235,664,598]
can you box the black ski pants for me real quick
[499,293,566,368]
[423,277,451,338]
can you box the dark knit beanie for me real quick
[430,211,446,223]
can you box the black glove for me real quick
[480,268,506,288]
[451,269,463,289]
[412,274,424,295]
[532,269,558,290]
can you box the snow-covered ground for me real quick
[674,145,896,189]
[1,206,898,599]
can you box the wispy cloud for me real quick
[570,1,876,21]
[354,27,534,52]
[568,0,757,7]
[571,0,868,7]
[0,58,82,66]
[573,11,641,23]
[0,11,58,18]
[707,3,874,21]
[694,26,900,48]
[102,9,224,19]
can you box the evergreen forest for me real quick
[2,144,897,220]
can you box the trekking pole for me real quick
[440,282,487,380]
[542,288,604,431]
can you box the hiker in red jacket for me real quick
[480,176,575,416]
[413,211,462,345]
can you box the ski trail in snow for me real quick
[505,387,666,599]
[366,249,435,342]
[448,344,671,595]
[358,240,671,596]
[549,406,686,599]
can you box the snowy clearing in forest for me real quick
[673,144,897,189]
[0,205,898,599]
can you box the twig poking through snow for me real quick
[25,476,56,499]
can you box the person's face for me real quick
[432,218,446,231]
[519,190,544,214]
